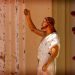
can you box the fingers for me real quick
[24,9,30,15]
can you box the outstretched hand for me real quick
[24,9,30,16]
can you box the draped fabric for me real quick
[0,0,26,75]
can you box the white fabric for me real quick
[37,32,60,75]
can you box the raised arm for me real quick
[24,9,45,37]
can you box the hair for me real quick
[44,17,55,26]
[44,17,56,32]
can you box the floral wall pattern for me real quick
[0,0,26,75]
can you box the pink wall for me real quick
[0,0,26,75]
[70,0,75,74]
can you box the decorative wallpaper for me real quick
[0,0,26,75]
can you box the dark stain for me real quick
[72,56,75,60]
[17,64,19,69]
[23,37,24,40]
[16,33,18,37]
[16,7,18,13]
[3,32,5,35]
[72,27,75,31]
[11,72,17,75]
[71,11,75,16]
[24,50,25,53]
[3,14,5,18]
[23,0,25,3]
[0,53,5,62]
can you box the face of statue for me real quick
[41,20,54,32]
[41,19,50,31]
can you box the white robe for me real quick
[37,32,60,75]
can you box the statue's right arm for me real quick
[24,9,45,37]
